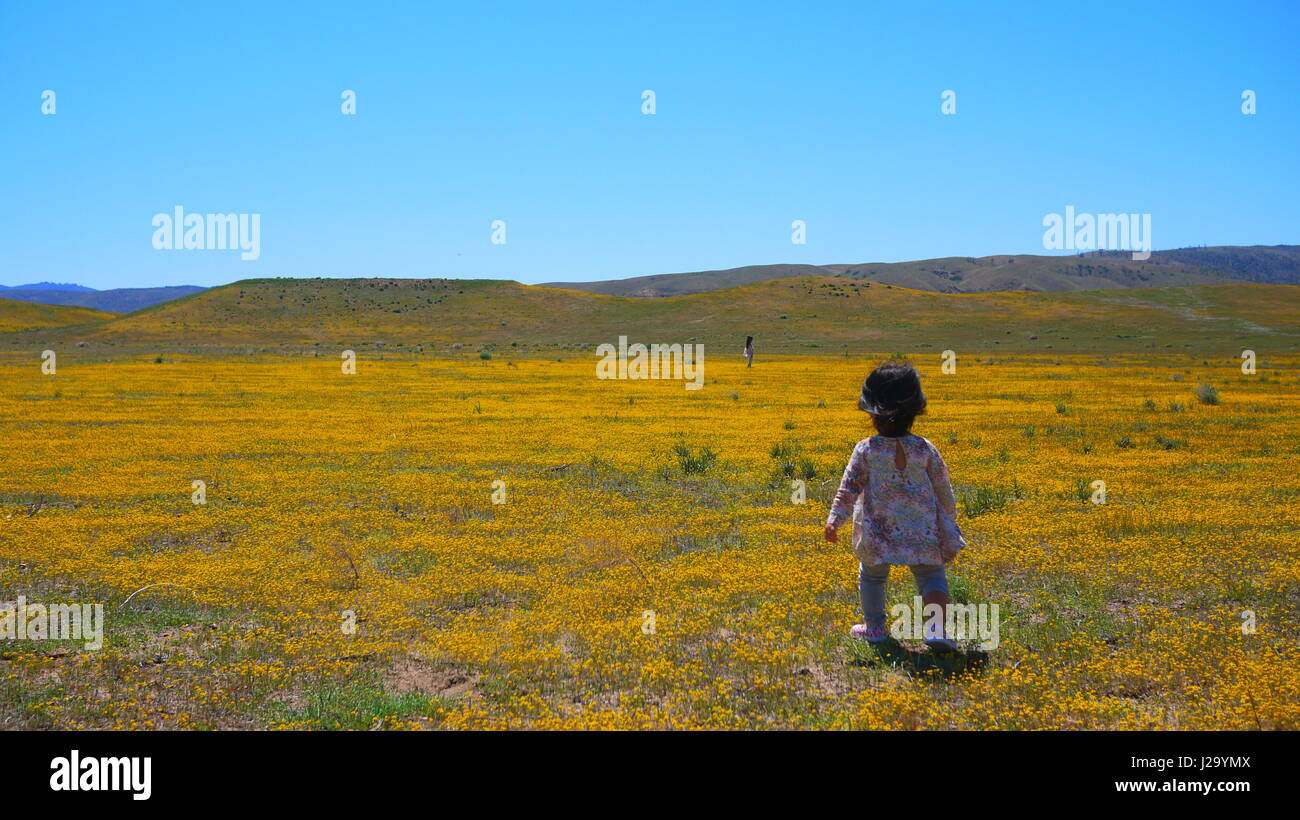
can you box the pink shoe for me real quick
[850,623,888,644]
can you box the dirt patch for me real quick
[384,656,478,699]
[795,661,855,698]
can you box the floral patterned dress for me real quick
[826,434,965,566]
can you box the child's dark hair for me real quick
[858,361,927,436]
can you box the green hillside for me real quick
[0,297,116,333]
[6,276,1297,358]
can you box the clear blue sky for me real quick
[2,0,1296,289]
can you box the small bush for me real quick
[798,458,818,480]
[673,443,717,474]
[959,481,1021,517]
[1153,434,1186,450]
[770,441,796,461]
[1194,383,1219,405]
[1073,478,1093,503]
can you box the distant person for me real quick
[824,361,966,652]
[743,336,754,368]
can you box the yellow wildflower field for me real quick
[1,352,1297,729]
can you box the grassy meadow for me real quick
[2,344,1298,729]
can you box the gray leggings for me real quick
[859,563,949,628]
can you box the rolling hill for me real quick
[0,297,116,333]
[546,245,1300,297]
[5,276,1297,357]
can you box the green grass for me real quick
[958,481,1023,517]
[672,443,718,474]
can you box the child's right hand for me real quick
[824,523,837,543]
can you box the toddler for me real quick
[824,361,965,651]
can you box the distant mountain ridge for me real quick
[545,245,1300,297]
[0,285,206,313]
[1083,245,1300,284]
[545,264,827,298]
[0,282,96,292]
[6,245,1296,315]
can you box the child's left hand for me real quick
[823,523,837,543]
